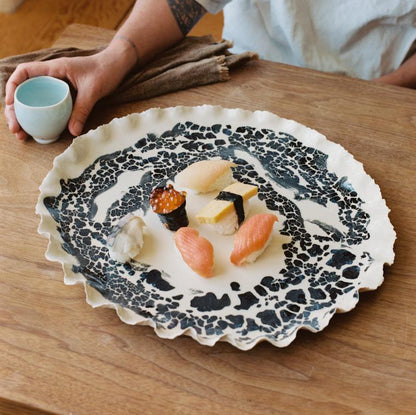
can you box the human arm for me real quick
[4,0,207,140]
[374,53,416,89]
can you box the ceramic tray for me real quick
[37,105,395,350]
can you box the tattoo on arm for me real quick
[167,0,206,36]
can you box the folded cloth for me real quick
[0,35,257,106]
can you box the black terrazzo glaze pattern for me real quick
[44,121,373,346]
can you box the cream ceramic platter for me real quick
[37,105,395,350]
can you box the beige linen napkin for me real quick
[0,35,257,105]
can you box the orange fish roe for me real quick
[150,185,186,214]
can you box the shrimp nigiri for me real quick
[174,227,214,277]
[230,213,278,265]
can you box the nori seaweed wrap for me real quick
[149,184,189,231]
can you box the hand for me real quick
[5,40,137,141]
[374,53,416,89]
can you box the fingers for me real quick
[15,129,29,141]
[5,55,110,140]
[4,103,19,133]
[4,102,28,141]
[5,60,65,105]
[5,60,68,140]
[68,89,98,136]
[5,64,30,106]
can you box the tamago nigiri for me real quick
[196,181,258,235]
[174,227,215,277]
[230,213,278,265]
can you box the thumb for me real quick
[68,90,97,136]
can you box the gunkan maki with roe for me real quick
[150,184,189,231]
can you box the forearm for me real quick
[375,53,416,88]
[4,0,207,140]
[107,0,207,76]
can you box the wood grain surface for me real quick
[0,1,223,58]
[0,0,134,58]
[0,24,415,415]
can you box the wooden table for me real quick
[1,24,415,415]
[0,0,26,14]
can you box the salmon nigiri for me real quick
[230,213,278,265]
[174,227,214,277]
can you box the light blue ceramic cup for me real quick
[14,76,73,144]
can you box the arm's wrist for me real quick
[101,35,140,77]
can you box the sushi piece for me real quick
[196,181,258,235]
[174,227,214,278]
[175,159,236,193]
[108,216,146,263]
[150,184,189,231]
[230,213,278,265]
